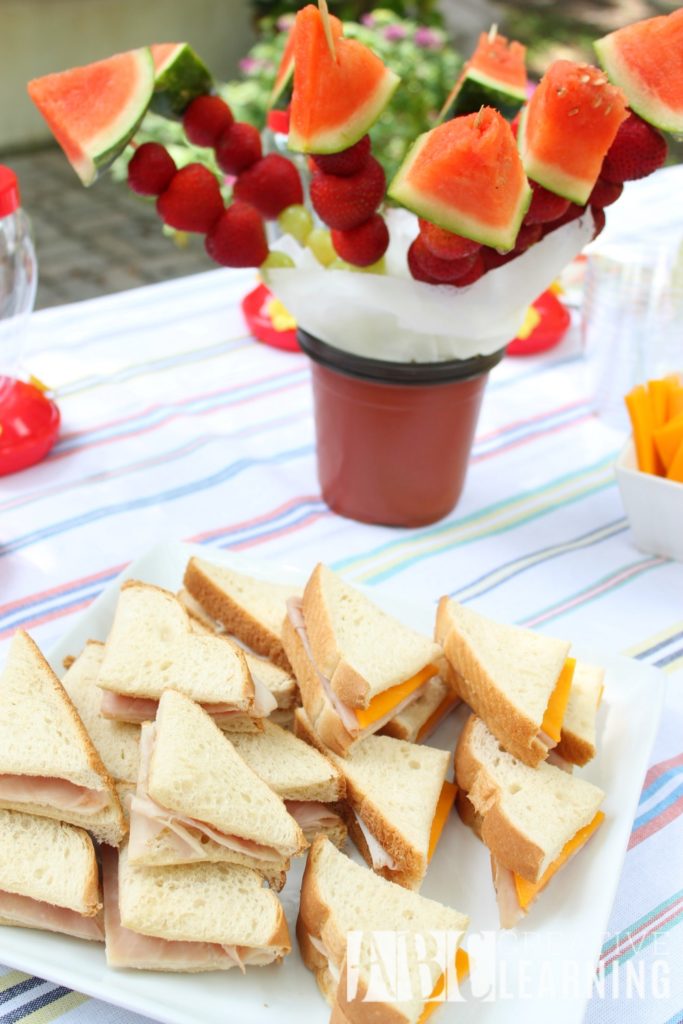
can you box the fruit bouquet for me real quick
[27,4,682,525]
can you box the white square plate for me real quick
[0,542,666,1024]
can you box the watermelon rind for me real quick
[269,31,296,109]
[517,105,594,206]
[440,67,527,122]
[288,66,400,153]
[594,34,683,135]
[388,129,532,251]
[151,43,213,119]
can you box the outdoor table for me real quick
[0,264,681,1024]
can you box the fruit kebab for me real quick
[26,5,682,281]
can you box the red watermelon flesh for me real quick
[150,43,180,71]
[288,4,400,154]
[595,8,683,134]
[28,49,154,185]
[439,30,527,121]
[389,107,531,252]
[519,60,628,205]
[270,27,298,107]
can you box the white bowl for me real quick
[615,440,683,560]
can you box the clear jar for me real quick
[0,165,38,396]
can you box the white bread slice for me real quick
[229,719,347,847]
[129,690,306,882]
[380,675,459,744]
[183,558,300,670]
[454,715,604,882]
[295,708,450,890]
[0,808,100,915]
[0,631,126,846]
[178,588,299,710]
[62,642,140,788]
[436,598,571,766]
[303,564,442,707]
[555,662,604,766]
[229,720,344,802]
[298,837,468,1024]
[113,844,290,963]
[98,581,256,713]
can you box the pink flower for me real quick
[414,27,441,49]
[361,13,375,26]
[384,24,407,41]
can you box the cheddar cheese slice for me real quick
[514,811,605,910]
[667,437,683,483]
[653,412,683,470]
[417,948,470,1024]
[540,657,576,743]
[626,385,659,474]
[416,693,460,744]
[427,781,457,862]
[355,663,438,729]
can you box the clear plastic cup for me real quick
[298,328,504,527]
[581,242,683,429]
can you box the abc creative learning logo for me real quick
[344,930,671,1006]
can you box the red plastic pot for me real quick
[298,329,505,527]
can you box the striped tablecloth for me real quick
[0,266,681,1024]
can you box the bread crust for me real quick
[302,564,372,708]
[436,598,548,767]
[294,711,424,890]
[282,614,357,757]
[0,632,126,847]
[555,729,595,767]
[454,716,545,882]
[184,558,292,671]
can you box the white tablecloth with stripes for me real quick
[0,267,681,1024]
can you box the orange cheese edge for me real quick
[540,657,575,744]
[625,385,658,474]
[427,781,457,862]
[666,435,683,483]
[416,693,460,744]
[417,949,470,1024]
[355,663,438,730]
[514,810,605,910]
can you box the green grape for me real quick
[278,204,314,244]
[261,251,296,270]
[329,257,354,271]
[307,228,336,267]
[360,256,387,275]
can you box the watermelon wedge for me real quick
[518,60,628,205]
[595,9,683,134]
[288,4,400,154]
[28,49,154,186]
[150,42,213,119]
[389,107,531,251]
[439,29,527,122]
[269,27,297,108]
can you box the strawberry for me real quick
[156,164,224,233]
[215,123,262,175]
[418,219,480,260]
[233,154,303,219]
[312,135,371,177]
[408,236,477,283]
[542,201,586,236]
[482,246,517,270]
[591,205,606,239]
[310,157,386,231]
[600,113,667,184]
[183,95,234,148]
[589,177,623,208]
[509,114,520,139]
[524,181,570,225]
[127,143,176,196]
[205,202,268,267]
[331,213,389,267]
[452,253,486,287]
[511,222,543,253]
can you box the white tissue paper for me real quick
[263,207,594,364]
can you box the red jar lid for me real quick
[267,109,290,135]
[0,166,20,218]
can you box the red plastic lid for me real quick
[507,289,571,356]
[0,166,20,218]
[267,109,290,135]
[241,283,300,353]
[0,377,60,476]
